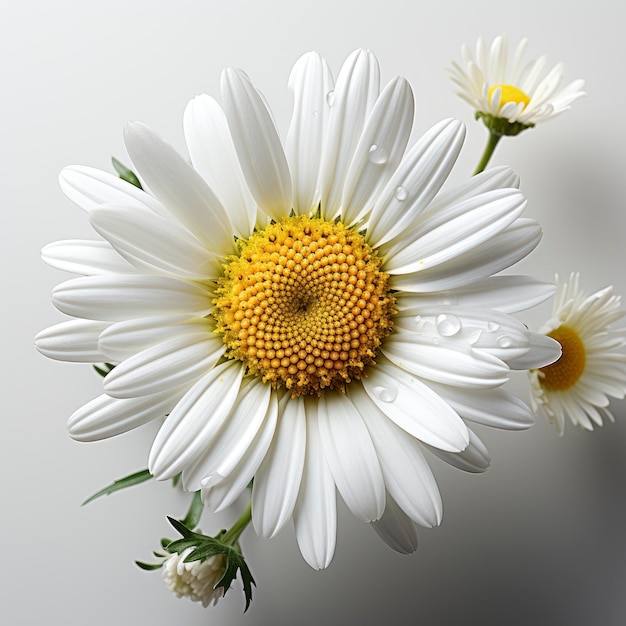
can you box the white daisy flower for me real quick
[529,273,626,436]
[162,548,226,607]
[35,49,561,569]
[450,34,585,133]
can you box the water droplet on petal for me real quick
[368,144,389,164]
[487,321,500,331]
[436,313,462,337]
[432,337,440,345]
[373,385,398,403]
[394,186,408,201]
[497,335,514,348]
[326,90,335,106]
[312,110,318,118]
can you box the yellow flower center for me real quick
[214,215,394,397]
[488,84,531,110]
[538,325,586,391]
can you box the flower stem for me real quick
[473,131,502,175]
[222,500,253,547]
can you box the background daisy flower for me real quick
[35,49,560,569]
[529,273,626,436]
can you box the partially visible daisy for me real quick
[36,49,561,569]
[529,273,626,436]
[450,34,585,133]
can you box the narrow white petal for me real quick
[42,240,136,275]
[506,332,561,369]
[367,118,465,248]
[286,51,334,215]
[371,495,418,554]
[221,68,292,220]
[340,76,414,226]
[201,391,279,512]
[391,218,542,293]
[183,94,257,238]
[319,49,380,218]
[103,332,225,399]
[317,393,385,522]
[293,398,337,570]
[123,122,235,256]
[425,427,491,473]
[148,360,244,479]
[68,389,181,441]
[361,361,469,452]
[89,205,220,280]
[98,315,213,362]
[35,319,110,362]
[349,385,442,527]
[252,395,306,538]
[59,164,166,215]
[52,275,212,321]
[182,378,272,491]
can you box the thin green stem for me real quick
[473,131,502,175]
[222,500,253,546]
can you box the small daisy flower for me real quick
[162,548,226,608]
[450,34,585,136]
[36,49,560,568]
[529,273,626,436]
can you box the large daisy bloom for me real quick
[450,34,585,133]
[35,49,561,569]
[529,273,626,436]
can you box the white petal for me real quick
[366,118,465,248]
[425,427,491,473]
[384,189,527,274]
[361,361,469,452]
[52,275,212,321]
[317,393,385,523]
[391,218,542,293]
[89,205,220,280]
[183,94,256,238]
[42,240,136,275]
[349,385,442,527]
[252,395,306,538]
[371,495,418,555]
[68,389,181,441]
[396,276,556,314]
[286,51,334,215]
[293,398,337,570]
[98,315,213,361]
[148,360,244,479]
[201,390,279,512]
[221,68,292,220]
[59,165,166,215]
[506,332,561,369]
[103,332,225,399]
[340,76,414,226]
[182,377,272,491]
[319,49,380,219]
[35,319,110,362]
[123,122,235,256]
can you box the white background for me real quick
[3,0,626,624]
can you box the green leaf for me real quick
[135,560,163,571]
[171,473,181,488]
[112,157,143,189]
[181,491,204,529]
[93,363,115,378]
[82,469,153,505]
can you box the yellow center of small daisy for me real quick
[538,325,586,391]
[214,215,394,396]
[488,84,531,110]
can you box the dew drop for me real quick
[312,110,318,118]
[373,384,398,403]
[432,337,440,345]
[394,186,408,201]
[436,313,462,337]
[326,90,335,106]
[368,144,389,164]
[487,321,500,331]
[497,335,514,348]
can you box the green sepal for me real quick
[475,111,534,137]
[93,362,115,378]
[165,516,256,612]
[82,468,152,505]
[181,491,203,529]
[171,473,181,488]
[112,157,143,189]
[135,560,163,571]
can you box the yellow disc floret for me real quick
[488,84,531,110]
[538,325,586,391]
[214,215,394,397]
